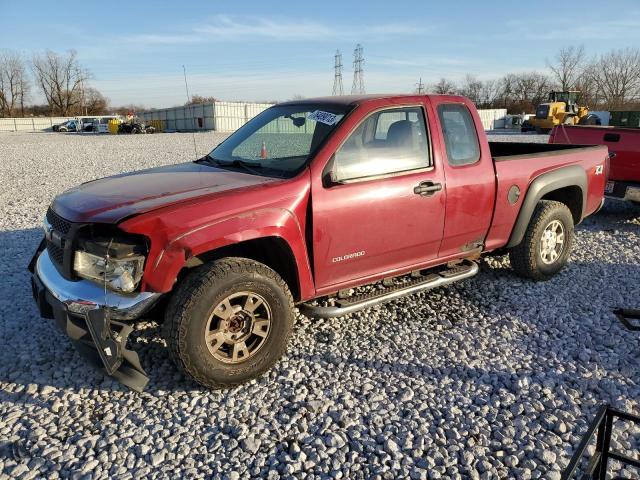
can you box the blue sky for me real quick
[3,0,640,107]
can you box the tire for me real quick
[163,257,295,389]
[508,200,575,281]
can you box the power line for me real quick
[351,44,365,95]
[415,77,425,94]
[332,50,344,96]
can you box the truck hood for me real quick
[51,162,280,223]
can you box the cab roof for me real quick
[277,93,465,107]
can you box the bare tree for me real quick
[478,79,501,108]
[431,78,457,95]
[585,48,640,110]
[498,72,550,113]
[459,75,483,105]
[547,45,586,91]
[113,104,147,116]
[0,51,30,117]
[32,50,89,116]
[185,94,218,105]
[83,87,108,115]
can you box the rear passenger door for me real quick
[433,100,496,258]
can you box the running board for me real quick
[299,260,479,319]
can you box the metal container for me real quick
[610,111,640,128]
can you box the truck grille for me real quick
[44,208,76,277]
[46,208,72,235]
[47,241,65,265]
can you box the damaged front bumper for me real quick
[29,247,162,391]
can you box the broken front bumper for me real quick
[29,247,162,391]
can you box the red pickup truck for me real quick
[549,124,640,204]
[30,94,608,391]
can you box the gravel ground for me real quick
[0,131,638,479]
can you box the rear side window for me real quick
[437,104,480,166]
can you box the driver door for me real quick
[311,104,446,290]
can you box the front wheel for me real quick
[508,200,575,281]
[163,257,295,389]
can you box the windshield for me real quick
[206,104,350,177]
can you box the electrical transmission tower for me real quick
[332,50,344,95]
[351,44,365,95]
[415,77,425,94]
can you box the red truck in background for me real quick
[30,94,608,391]
[550,124,640,204]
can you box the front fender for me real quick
[124,207,315,298]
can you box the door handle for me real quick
[413,181,442,196]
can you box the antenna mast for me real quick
[182,65,199,160]
[415,77,425,94]
[332,50,344,95]
[351,44,365,95]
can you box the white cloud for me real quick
[126,14,432,45]
[502,13,640,42]
[369,56,472,68]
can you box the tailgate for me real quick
[550,126,640,182]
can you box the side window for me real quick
[333,107,430,181]
[437,104,480,166]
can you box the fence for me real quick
[0,117,74,132]
[0,105,510,134]
[141,102,510,133]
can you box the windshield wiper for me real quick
[216,159,264,176]
[195,154,225,166]
[197,155,264,176]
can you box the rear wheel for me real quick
[163,257,295,389]
[508,200,574,281]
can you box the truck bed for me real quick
[484,141,609,251]
[488,141,596,160]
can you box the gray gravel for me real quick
[0,131,639,479]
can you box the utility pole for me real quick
[415,77,425,94]
[332,50,344,96]
[351,44,365,95]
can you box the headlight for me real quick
[74,250,145,293]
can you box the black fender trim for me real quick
[506,165,587,248]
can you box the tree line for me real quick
[3,45,640,118]
[426,46,640,113]
[0,49,108,117]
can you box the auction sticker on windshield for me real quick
[308,110,338,125]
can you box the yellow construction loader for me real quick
[528,91,594,134]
